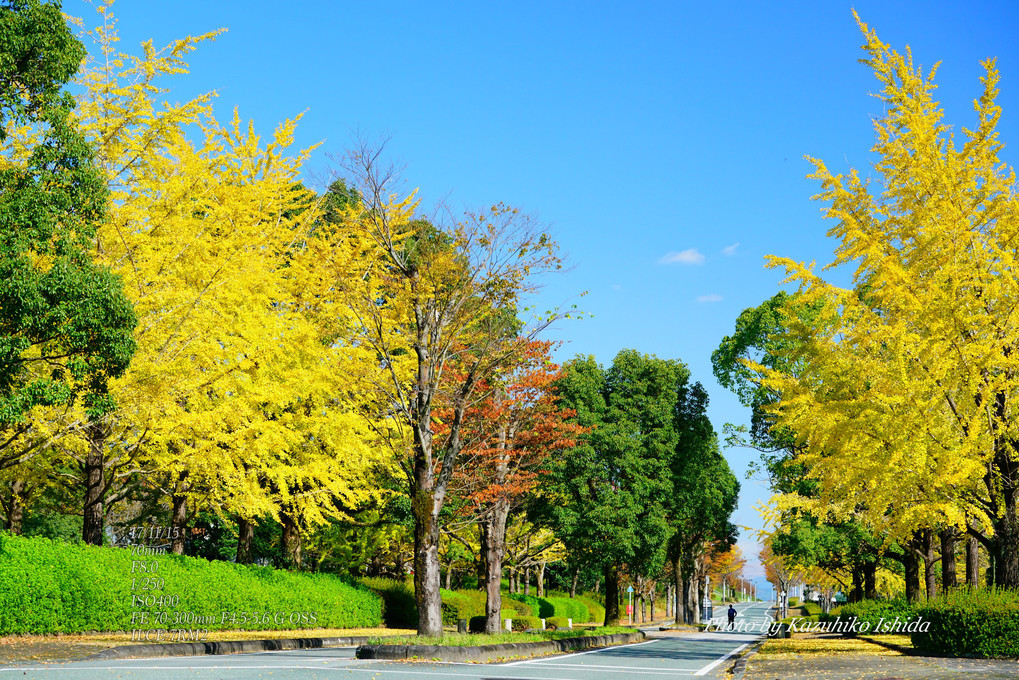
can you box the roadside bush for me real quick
[468,610,516,633]
[0,533,381,635]
[912,589,1019,658]
[574,594,605,623]
[360,577,416,629]
[502,597,533,617]
[819,598,914,633]
[546,616,572,630]
[440,588,486,625]
[507,593,541,616]
[503,615,542,631]
[788,596,800,606]
[542,596,590,623]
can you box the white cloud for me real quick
[697,294,724,303]
[659,248,705,265]
[722,242,740,256]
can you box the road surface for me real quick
[0,602,774,680]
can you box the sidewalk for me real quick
[744,653,1019,679]
[742,635,1019,680]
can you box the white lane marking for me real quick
[501,638,661,666]
[693,642,748,676]
[0,669,623,680]
[525,662,696,675]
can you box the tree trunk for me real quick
[444,566,452,590]
[280,510,302,569]
[863,562,877,600]
[851,565,863,603]
[904,545,921,604]
[4,479,25,534]
[650,584,656,622]
[477,523,488,590]
[570,566,579,598]
[674,552,685,625]
[921,529,937,600]
[170,471,187,555]
[524,566,530,596]
[482,499,509,634]
[604,562,620,626]
[989,434,1019,587]
[940,528,957,591]
[966,536,980,588]
[412,489,443,636]
[537,560,546,598]
[991,498,1019,588]
[82,421,107,545]
[236,517,254,564]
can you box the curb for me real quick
[728,638,766,679]
[87,635,390,660]
[356,631,645,662]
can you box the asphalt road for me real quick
[0,602,774,680]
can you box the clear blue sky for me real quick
[68,0,1019,586]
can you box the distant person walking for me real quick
[727,604,737,630]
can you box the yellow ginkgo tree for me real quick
[46,3,390,548]
[755,14,1019,588]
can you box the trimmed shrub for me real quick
[503,615,542,632]
[546,616,571,630]
[468,610,515,633]
[468,615,486,633]
[502,597,533,617]
[802,601,822,617]
[439,588,487,625]
[574,594,606,623]
[507,593,541,616]
[819,598,914,633]
[360,577,416,629]
[542,596,590,623]
[788,596,800,606]
[912,589,1019,658]
[0,533,381,635]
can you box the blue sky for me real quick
[67,0,1019,592]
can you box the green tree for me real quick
[539,350,686,625]
[0,0,135,463]
[666,382,738,624]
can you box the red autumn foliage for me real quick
[436,339,585,517]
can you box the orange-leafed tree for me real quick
[445,339,584,633]
[707,546,746,600]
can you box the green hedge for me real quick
[468,610,516,633]
[541,596,590,623]
[502,596,534,617]
[440,588,487,625]
[574,594,605,623]
[508,593,593,622]
[359,577,416,629]
[507,593,541,616]
[504,615,542,631]
[547,616,572,630]
[819,598,914,632]
[912,589,1019,657]
[0,533,381,635]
